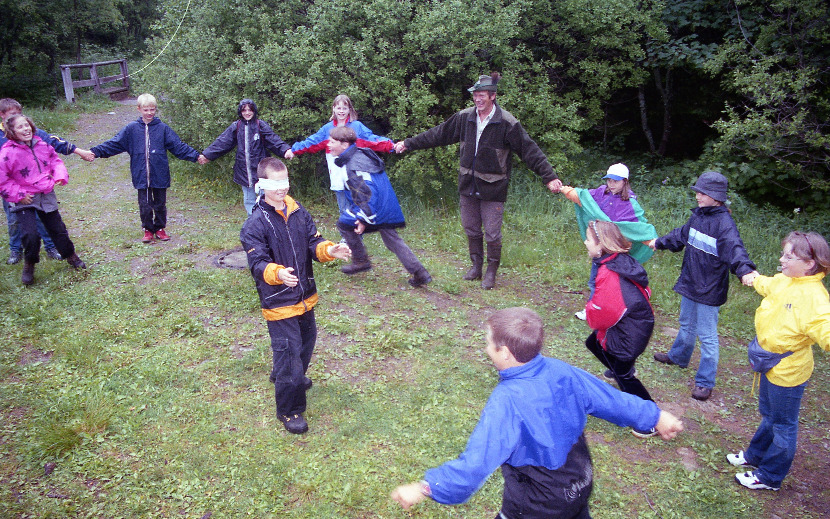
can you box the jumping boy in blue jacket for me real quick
[91,93,202,243]
[392,307,684,518]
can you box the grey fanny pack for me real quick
[747,337,793,373]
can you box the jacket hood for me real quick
[334,144,385,173]
[238,99,259,120]
[599,252,649,288]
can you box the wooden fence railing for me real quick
[60,59,130,103]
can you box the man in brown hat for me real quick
[394,73,562,289]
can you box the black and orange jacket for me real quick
[585,253,654,361]
[240,195,336,321]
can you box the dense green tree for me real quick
[703,0,829,208]
[136,0,828,206]
[0,0,160,103]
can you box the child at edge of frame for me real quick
[90,93,203,244]
[391,307,684,518]
[239,157,351,434]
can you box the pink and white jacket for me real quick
[0,136,68,204]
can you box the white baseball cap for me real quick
[602,163,629,180]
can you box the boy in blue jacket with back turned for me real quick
[91,93,202,243]
[392,307,684,518]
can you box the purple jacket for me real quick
[0,137,68,203]
[588,185,638,222]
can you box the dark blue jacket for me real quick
[655,205,756,306]
[202,119,290,189]
[0,129,75,155]
[91,117,200,189]
[240,195,333,317]
[334,145,405,231]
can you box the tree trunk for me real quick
[653,68,673,156]
[638,86,657,153]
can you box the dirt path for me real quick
[59,100,829,519]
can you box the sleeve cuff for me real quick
[263,263,285,285]
[316,241,337,262]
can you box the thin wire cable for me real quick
[126,0,194,79]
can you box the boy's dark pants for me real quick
[17,208,75,264]
[498,435,593,519]
[137,188,167,232]
[336,221,425,274]
[266,311,316,417]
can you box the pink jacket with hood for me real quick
[0,136,69,204]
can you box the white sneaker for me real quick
[727,451,751,467]
[735,470,779,491]
[574,309,587,320]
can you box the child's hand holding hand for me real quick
[393,141,407,154]
[278,267,299,287]
[74,148,95,162]
[741,270,760,286]
[546,179,563,193]
[647,239,657,251]
[284,149,294,160]
[327,243,352,261]
[197,154,209,165]
[391,482,428,510]
[355,221,366,235]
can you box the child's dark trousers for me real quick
[266,310,316,417]
[137,187,167,232]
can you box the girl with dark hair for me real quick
[201,99,293,215]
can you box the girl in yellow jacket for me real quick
[728,231,830,491]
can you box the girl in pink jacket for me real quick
[0,114,86,285]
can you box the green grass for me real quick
[1,106,828,518]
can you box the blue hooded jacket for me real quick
[334,145,405,231]
[91,117,200,189]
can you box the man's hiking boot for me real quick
[21,262,35,285]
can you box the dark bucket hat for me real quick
[690,171,728,202]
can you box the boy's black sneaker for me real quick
[278,413,308,434]
[341,262,372,275]
[408,269,432,288]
